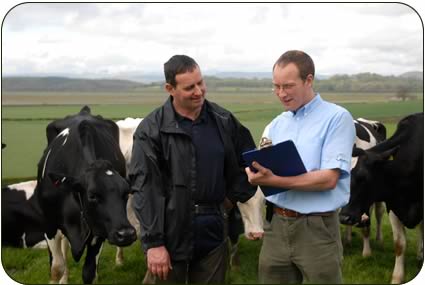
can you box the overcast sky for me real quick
[1,2,424,80]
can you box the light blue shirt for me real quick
[265,94,355,214]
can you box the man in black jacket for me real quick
[129,55,257,283]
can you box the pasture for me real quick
[1,90,423,284]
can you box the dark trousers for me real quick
[155,239,229,284]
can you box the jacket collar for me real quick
[161,96,230,134]
[174,100,209,125]
[161,96,202,133]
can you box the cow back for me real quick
[46,106,119,146]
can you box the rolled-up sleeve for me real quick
[320,110,356,179]
[128,121,165,251]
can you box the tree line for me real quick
[202,72,423,93]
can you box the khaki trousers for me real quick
[258,211,343,284]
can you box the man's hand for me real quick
[245,161,274,186]
[147,246,172,281]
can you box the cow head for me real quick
[339,146,397,226]
[48,160,136,247]
[237,188,265,240]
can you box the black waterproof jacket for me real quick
[129,97,257,261]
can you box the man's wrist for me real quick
[142,239,165,252]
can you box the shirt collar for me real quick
[291,93,322,117]
[172,98,208,124]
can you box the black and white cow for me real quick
[44,115,142,268]
[1,118,143,253]
[35,106,136,284]
[354,118,386,148]
[1,180,46,248]
[339,113,424,284]
[342,118,387,257]
[1,144,46,249]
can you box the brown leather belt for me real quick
[274,206,334,218]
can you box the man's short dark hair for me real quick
[273,50,315,81]
[164,55,199,86]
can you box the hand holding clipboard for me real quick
[242,140,307,197]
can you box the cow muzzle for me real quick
[339,213,360,226]
[339,213,371,227]
[111,226,137,246]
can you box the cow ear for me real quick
[47,172,81,190]
[377,146,399,161]
[80,105,91,115]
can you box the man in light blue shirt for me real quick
[245,50,355,284]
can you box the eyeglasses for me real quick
[271,83,296,93]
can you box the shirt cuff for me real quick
[322,154,351,179]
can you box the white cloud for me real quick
[1,2,423,79]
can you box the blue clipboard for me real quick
[242,140,307,197]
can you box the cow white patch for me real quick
[8,180,37,199]
[105,170,114,176]
[42,149,52,179]
[115,117,143,169]
[91,236,98,246]
[355,127,377,148]
[95,243,104,280]
[361,213,370,223]
[46,231,67,283]
[357,118,380,127]
[58,128,70,146]
[21,233,27,248]
[351,157,359,170]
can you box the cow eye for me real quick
[88,193,99,203]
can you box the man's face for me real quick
[272,63,313,112]
[166,66,206,115]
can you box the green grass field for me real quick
[1,216,422,284]
[1,91,423,284]
[2,92,422,179]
